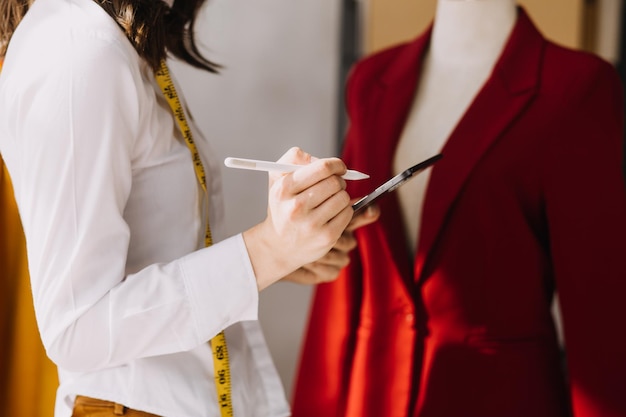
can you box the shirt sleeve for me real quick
[5,28,259,372]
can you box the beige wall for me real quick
[364,0,586,54]
[365,0,437,54]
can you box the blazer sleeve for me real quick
[543,58,626,417]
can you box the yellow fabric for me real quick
[1,57,58,415]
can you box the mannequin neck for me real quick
[430,0,517,67]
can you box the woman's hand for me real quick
[282,203,380,285]
[243,147,355,291]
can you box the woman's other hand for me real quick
[282,202,380,285]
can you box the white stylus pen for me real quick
[224,157,369,180]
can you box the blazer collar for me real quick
[368,7,544,283]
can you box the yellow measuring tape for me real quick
[155,60,233,417]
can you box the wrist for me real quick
[242,223,293,291]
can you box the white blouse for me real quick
[0,0,290,415]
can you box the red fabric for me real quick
[292,8,626,417]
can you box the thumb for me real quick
[277,147,313,166]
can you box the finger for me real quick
[284,263,344,285]
[322,204,354,241]
[270,161,347,208]
[333,231,357,252]
[315,247,352,269]
[314,191,352,227]
[276,147,312,165]
[286,158,348,195]
[296,175,347,210]
[284,185,350,229]
[347,204,381,231]
[267,148,312,185]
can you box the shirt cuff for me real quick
[179,234,259,343]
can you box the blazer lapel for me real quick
[374,31,431,169]
[356,29,433,282]
[415,8,545,281]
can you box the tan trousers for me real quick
[72,396,161,417]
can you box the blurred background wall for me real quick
[1,0,624,415]
[169,0,344,401]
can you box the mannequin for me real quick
[395,0,516,252]
[293,1,626,416]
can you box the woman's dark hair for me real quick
[0,0,32,58]
[0,0,220,73]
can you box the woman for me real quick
[0,0,379,416]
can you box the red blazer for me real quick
[292,9,626,417]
